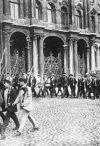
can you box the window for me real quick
[91,15,95,33]
[10,0,19,18]
[75,10,82,28]
[47,3,56,23]
[61,7,68,25]
[36,1,42,20]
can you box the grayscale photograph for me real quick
[0,0,100,146]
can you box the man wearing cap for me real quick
[13,78,38,136]
[2,78,19,132]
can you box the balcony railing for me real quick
[31,18,68,31]
[1,16,93,34]
[2,15,30,26]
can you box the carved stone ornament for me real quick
[89,38,95,45]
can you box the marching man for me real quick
[13,78,39,136]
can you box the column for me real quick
[4,0,10,16]
[74,39,78,77]
[86,47,90,73]
[32,35,38,78]
[90,39,95,71]
[63,45,68,74]
[38,35,44,77]
[3,31,10,74]
[68,38,74,74]
[26,36,31,72]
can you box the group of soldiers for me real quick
[0,71,100,100]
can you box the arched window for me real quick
[61,7,68,25]
[10,0,20,18]
[47,3,56,23]
[75,10,82,28]
[91,15,95,33]
[36,1,42,20]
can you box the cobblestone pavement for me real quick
[0,97,100,146]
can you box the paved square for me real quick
[0,97,100,146]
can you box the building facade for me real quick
[0,0,100,78]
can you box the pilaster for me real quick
[83,0,88,28]
[0,0,3,15]
[20,0,24,18]
[25,0,29,18]
[31,34,38,78]
[5,0,10,16]
[87,0,91,29]
[31,0,35,18]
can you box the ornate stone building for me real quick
[0,0,100,77]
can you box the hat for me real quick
[4,79,11,84]
[19,78,27,83]
[69,74,73,76]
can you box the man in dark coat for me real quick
[0,94,6,140]
[77,74,85,98]
[62,74,69,98]
[68,74,77,98]
[0,75,5,122]
[2,79,19,132]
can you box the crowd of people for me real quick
[0,71,100,100]
[0,71,100,140]
[6,71,99,99]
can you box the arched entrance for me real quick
[10,32,27,76]
[77,39,87,75]
[43,36,64,76]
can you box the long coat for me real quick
[14,86,33,112]
[1,87,17,112]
